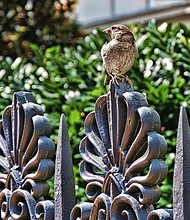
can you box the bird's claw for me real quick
[110,75,120,87]
[125,75,132,86]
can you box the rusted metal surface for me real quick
[173,107,190,220]
[71,79,169,219]
[0,91,55,219]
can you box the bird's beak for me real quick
[103,28,111,35]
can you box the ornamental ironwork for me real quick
[0,78,185,219]
[71,79,172,220]
[0,92,55,219]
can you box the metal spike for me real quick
[173,106,190,220]
[54,114,75,220]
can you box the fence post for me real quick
[71,79,169,219]
[54,114,75,219]
[173,106,190,220]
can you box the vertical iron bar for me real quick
[54,114,75,220]
[173,107,190,219]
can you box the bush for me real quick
[131,20,190,207]
[0,0,81,58]
[0,28,107,200]
[1,20,190,207]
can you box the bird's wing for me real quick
[101,43,114,74]
[101,41,122,62]
[100,43,108,57]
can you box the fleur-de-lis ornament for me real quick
[71,79,168,220]
[0,92,55,219]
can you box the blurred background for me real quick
[76,0,190,28]
[1,0,190,209]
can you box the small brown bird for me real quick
[101,24,137,85]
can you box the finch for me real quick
[101,24,137,85]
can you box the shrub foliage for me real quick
[1,20,190,207]
[0,0,81,58]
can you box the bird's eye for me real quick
[111,26,117,30]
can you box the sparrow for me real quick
[101,24,137,85]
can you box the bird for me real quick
[101,24,138,85]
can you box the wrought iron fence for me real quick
[0,78,187,219]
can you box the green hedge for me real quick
[1,20,190,207]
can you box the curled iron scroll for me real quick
[148,209,173,219]
[70,202,93,220]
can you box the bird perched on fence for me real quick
[101,24,137,85]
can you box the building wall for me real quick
[75,0,190,26]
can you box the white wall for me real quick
[75,0,112,25]
[115,0,146,15]
[150,0,187,7]
[75,0,189,25]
